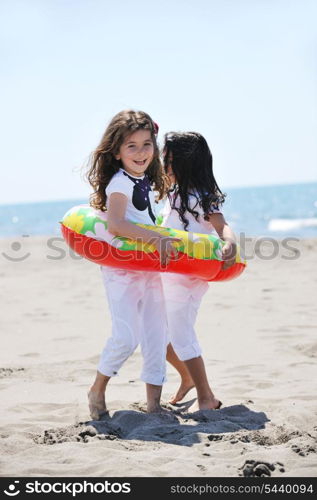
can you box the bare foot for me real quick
[88,388,108,420]
[188,398,222,413]
[168,380,195,405]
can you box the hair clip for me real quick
[153,122,159,134]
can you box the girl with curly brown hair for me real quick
[86,110,178,418]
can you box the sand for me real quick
[0,234,316,477]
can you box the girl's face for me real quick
[115,129,154,177]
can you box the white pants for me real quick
[98,267,167,386]
[162,273,209,361]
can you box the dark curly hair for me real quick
[163,132,226,230]
[86,110,168,210]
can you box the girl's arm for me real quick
[107,192,179,266]
[207,213,237,269]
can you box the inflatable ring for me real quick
[60,205,246,281]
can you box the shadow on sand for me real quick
[86,403,270,446]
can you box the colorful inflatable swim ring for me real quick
[60,205,246,281]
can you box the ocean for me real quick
[1,182,317,239]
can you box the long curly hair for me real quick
[163,132,226,230]
[86,110,167,210]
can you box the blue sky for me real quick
[1,0,316,204]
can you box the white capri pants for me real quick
[98,267,167,386]
[162,273,209,361]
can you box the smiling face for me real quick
[115,129,154,177]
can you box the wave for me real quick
[268,218,317,232]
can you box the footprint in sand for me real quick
[207,434,223,442]
[239,460,285,477]
[255,382,274,389]
[291,443,317,457]
[208,427,310,449]
[293,342,317,358]
[0,368,25,379]
[33,423,119,445]
[196,464,207,472]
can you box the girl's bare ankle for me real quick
[145,383,163,413]
[147,402,162,413]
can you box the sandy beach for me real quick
[0,234,316,478]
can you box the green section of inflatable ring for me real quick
[61,206,244,263]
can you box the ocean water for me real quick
[1,182,317,239]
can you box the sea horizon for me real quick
[1,179,317,208]
[1,181,317,239]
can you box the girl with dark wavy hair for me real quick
[86,110,178,418]
[162,131,237,411]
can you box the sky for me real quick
[1,0,316,204]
